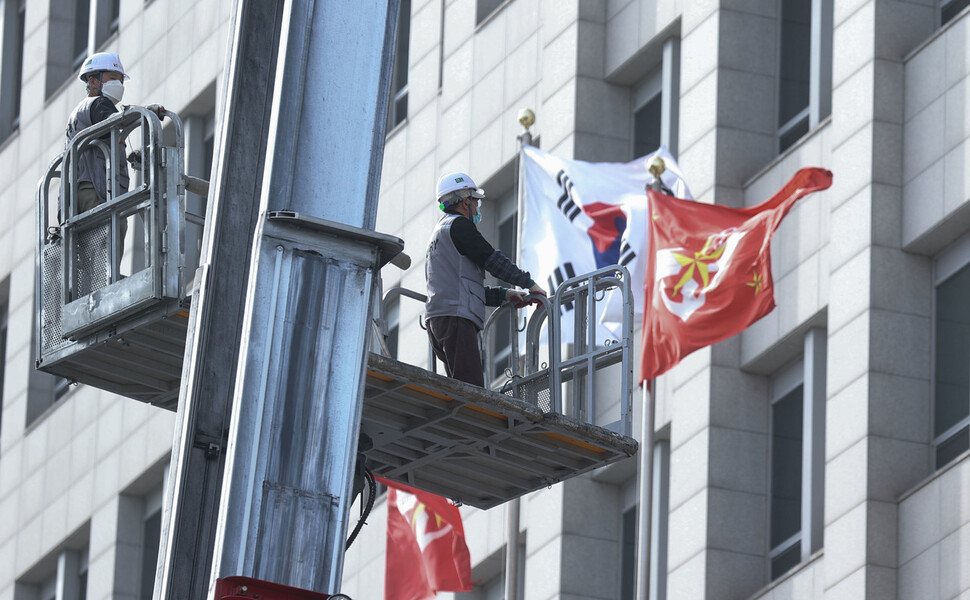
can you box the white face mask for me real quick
[100,80,125,104]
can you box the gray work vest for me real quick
[64,96,129,208]
[426,213,487,329]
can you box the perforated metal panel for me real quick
[74,224,110,297]
[503,371,552,413]
[42,243,67,353]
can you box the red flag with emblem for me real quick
[640,168,833,382]
[378,477,472,600]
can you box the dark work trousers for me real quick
[427,316,484,387]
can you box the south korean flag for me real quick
[519,144,692,345]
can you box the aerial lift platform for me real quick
[35,106,638,511]
[33,1,638,597]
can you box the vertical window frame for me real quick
[631,37,680,160]
[0,0,25,141]
[766,328,826,582]
[387,0,410,132]
[775,0,832,154]
[932,237,970,468]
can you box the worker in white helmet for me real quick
[64,52,165,220]
[425,172,547,386]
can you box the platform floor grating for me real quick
[361,353,638,509]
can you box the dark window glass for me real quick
[771,385,803,549]
[0,301,6,448]
[942,0,970,25]
[779,115,810,153]
[492,216,516,380]
[778,0,811,127]
[110,0,120,33]
[202,130,215,181]
[388,0,410,129]
[140,509,162,600]
[12,0,24,129]
[633,93,662,158]
[385,298,399,360]
[936,264,970,443]
[771,542,802,580]
[937,425,970,468]
[620,505,637,599]
[476,0,504,23]
[78,570,88,600]
[73,0,91,71]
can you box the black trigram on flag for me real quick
[556,170,582,222]
[548,262,577,313]
[618,240,636,267]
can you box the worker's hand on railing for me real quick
[528,282,548,298]
[146,104,167,120]
[506,288,530,308]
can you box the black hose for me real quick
[345,466,376,550]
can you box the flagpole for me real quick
[503,107,534,600]
[636,157,666,599]
[635,382,655,600]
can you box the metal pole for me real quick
[636,167,667,599]
[504,107,534,600]
[207,0,401,594]
[158,2,286,598]
[504,498,521,600]
[634,383,654,600]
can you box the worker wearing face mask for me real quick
[65,52,133,218]
[65,52,166,219]
[425,172,547,387]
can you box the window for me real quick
[767,329,825,581]
[16,547,88,600]
[384,296,400,359]
[437,0,444,90]
[632,37,680,159]
[633,94,661,159]
[769,383,803,577]
[71,0,90,72]
[27,313,72,426]
[454,543,524,600]
[46,0,90,97]
[618,440,669,600]
[179,102,216,277]
[941,0,970,25]
[618,476,641,600]
[0,0,25,141]
[139,488,164,600]
[0,279,7,451]
[387,0,410,130]
[476,0,505,24]
[479,173,516,386]
[934,261,970,467]
[94,0,120,48]
[490,214,516,381]
[777,0,832,153]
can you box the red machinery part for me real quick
[215,576,351,600]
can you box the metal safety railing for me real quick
[377,264,634,436]
[35,105,203,373]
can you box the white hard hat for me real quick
[436,172,485,209]
[78,52,130,82]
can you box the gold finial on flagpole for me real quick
[518,108,535,131]
[648,156,666,179]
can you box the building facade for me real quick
[0,1,230,598]
[344,0,970,599]
[1,1,969,600]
